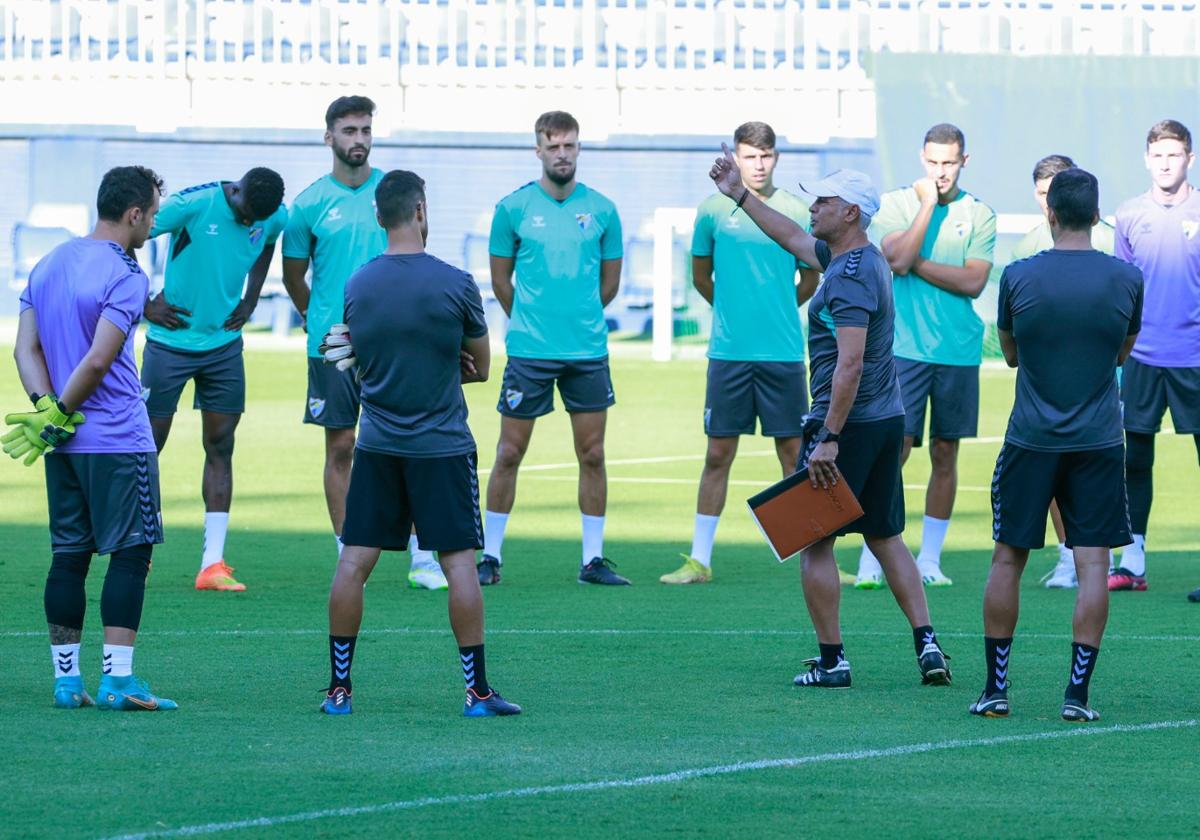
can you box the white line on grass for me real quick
[520,475,993,492]
[102,719,1197,840]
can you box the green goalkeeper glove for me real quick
[2,395,86,466]
[320,323,357,372]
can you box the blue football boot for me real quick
[96,674,178,711]
[463,687,522,717]
[53,675,94,709]
[320,686,353,715]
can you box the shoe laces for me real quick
[587,557,618,571]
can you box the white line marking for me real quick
[102,719,1197,840]
[3,627,1195,643]
[520,475,992,492]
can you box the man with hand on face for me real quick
[282,95,446,589]
[661,121,826,585]
[856,123,996,590]
[481,111,626,586]
[707,147,952,690]
[141,168,287,593]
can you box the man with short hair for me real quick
[708,147,952,689]
[972,168,1142,722]
[661,121,821,585]
[482,110,626,586]
[857,123,996,589]
[1110,119,1200,599]
[320,169,520,718]
[282,95,445,589]
[1007,154,1117,590]
[141,168,287,592]
[5,166,176,711]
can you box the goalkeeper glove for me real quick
[320,323,357,372]
[2,396,86,466]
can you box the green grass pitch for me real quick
[2,342,1199,839]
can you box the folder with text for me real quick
[746,470,865,562]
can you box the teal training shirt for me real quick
[148,182,287,352]
[692,189,810,362]
[869,187,997,366]
[282,169,386,358]
[489,182,623,360]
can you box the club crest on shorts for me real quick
[505,389,524,410]
[576,213,592,231]
[308,398,326,418]
[953,221,971,238]
[248,226,264,245]
[1183,220,1199,240]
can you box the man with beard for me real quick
[479,110,626,586]
[282,96,445,588]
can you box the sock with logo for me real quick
[483,511,508,562]
[818,642,845,669]
[581,514,605,566]
[690,514,720,568]
[328,635,356,691]
[1065,642,1099,705]
[913,625,939,656]
[51,643,81,678]
[984,636,1012,694]
[102,644,133,678]
[201,512,229,571]
[459,644,491,696]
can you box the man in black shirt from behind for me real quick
[972,168,1143,723]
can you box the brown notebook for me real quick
[746,469,865,562]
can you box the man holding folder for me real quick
[709,149,951,689]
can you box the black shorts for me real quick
[705,360,808,438]
[798,415,906,538]
[1121,357,1200,434]
[141,337,245,417]
[305,357,361,429]
[895,358,980,447]
[341,448,484,553]
[991,442,1131,550]
[497,356,615,418]
[45,452,164,555]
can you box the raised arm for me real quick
[880,179,937,275]
[710,144,822,269]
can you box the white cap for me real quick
[799,169,881,223]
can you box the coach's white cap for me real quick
[799,169,880,224]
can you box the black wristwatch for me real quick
[814,425,840,444]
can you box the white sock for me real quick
[102,644,133,678]
[201,512,230,570]
[918,515,950,564]
[409,534,438,571]
[1057,542,1071,560]
[690,514,720,568]
[582,514,605,565]
[857,544,882,578]
[483,511,508,562]
[1122,534,1146,576]
[52,643,81,678]
[335,534,344,557]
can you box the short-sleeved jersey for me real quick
[282,169,386,358]
[148,182,287,352]
[998,249,1143,451]
[19,238,154,454]
[488,182,622,360]
[345,252,488,458]
[807,241,905,424]
[692,190,810,362]
[1114,188,1200,367]
[1011,218,1116,261]
[869,187,997,366]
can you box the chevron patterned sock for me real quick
[328,635,356,692]
[984,636,1013,694]
[913,625,938,656]
[102,644,133,678]
[51,643,81,678]
[1065,642,1099,704]
[459,644,490,696]
[818,642,845,669]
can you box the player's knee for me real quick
[494,439,527,470]
[1125,432,1155,476]
[577,441,605,471]
[326,432,356,467]
[202,430,236,463]
[704,443,736,471]
[929,438,959,472]
[47,550,91,584]
[109,543,152,582]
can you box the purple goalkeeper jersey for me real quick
[18,237,155,454]
[1114,187,1200,367]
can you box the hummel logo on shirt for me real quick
[326,208,342,222]
[531,216,546,228]
[206,224,219,236]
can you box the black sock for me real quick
[329,635,357,692]
[460,644,490,695]
[913,625,938,656]
[1065,642,1099,704]
[984,636,1013,694]
[818,642,845,669]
